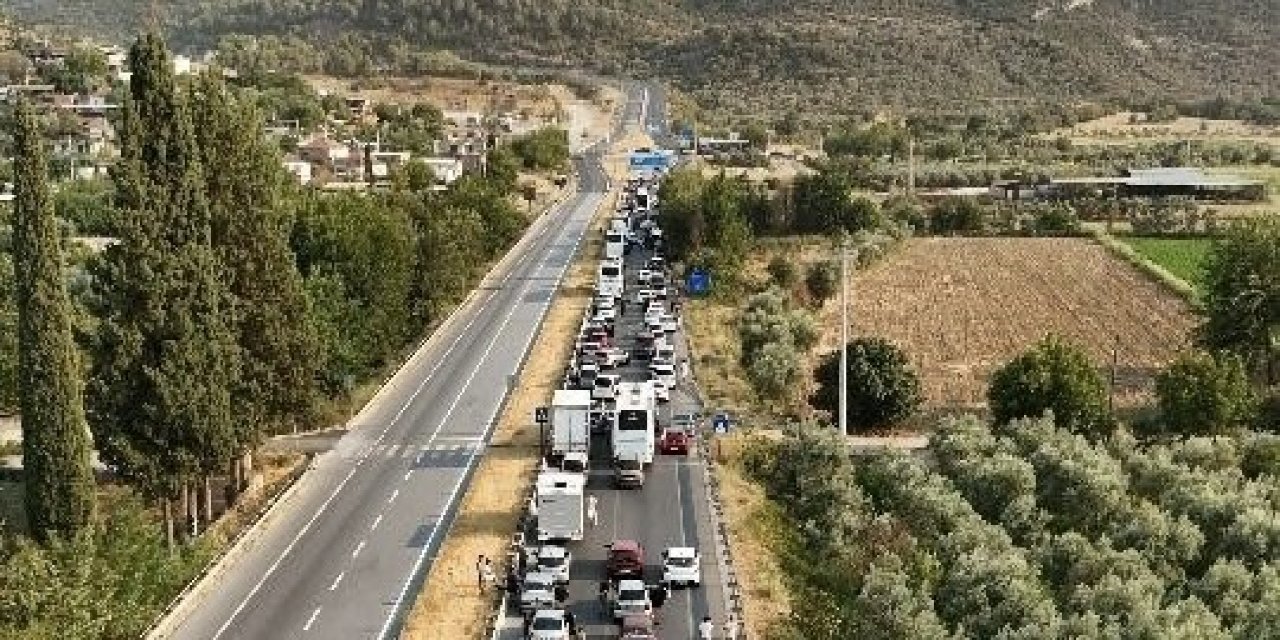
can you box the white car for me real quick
[652,379,670,403]
[535,545,572,584]
[594,307,617,324]
[659,313,679,334]
[529,608,569,640]
[613,579,653,621]
[593,374,620,401]
[519,571,557,612]
[662,547,702,588]
[650,362,676,389]
[599,347,630,368]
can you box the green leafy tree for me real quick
[848,559,953,640]
[989,335,1109,436]
[191,72,320,474]
[0,252,17,414]
[767,255,797,289]
[929,197,987,235]
[805,260,838,305]
[11,100,96,540]
[811,337,921,434]
[1156,352,1258,436]
[87,34,238,541]
[1198,219,1280,383]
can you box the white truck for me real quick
[612,382,656,467]
[548,389,592,473]
[536,471,586,542]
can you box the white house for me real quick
[282,159,313,185]
[418,157,465,185]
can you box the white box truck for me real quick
[549,389,592,472]
[536,471,586,542]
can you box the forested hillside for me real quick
[8,0,1279,114]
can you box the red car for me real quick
[658,428,690,455]
[607,540,645,579]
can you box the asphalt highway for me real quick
[498,96,730,638]
[154,92,639,640]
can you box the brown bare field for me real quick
[819,237,1199,415]
[1047,112,1280,146]
[403,127,653,640]
[303,74,561,119]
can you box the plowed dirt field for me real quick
[821,237,1199,415]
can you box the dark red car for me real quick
[658,428,690,455]
[607,539,645,579]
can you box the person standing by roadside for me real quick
[476,555,487,592]
[698,615,715,640]
[586,494,599,527]
[481,557,496,593]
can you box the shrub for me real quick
[804,260,838,305]
[1156,352,1258,436]
[928,197,986,235]
[766,255,798,289]
[811,337,922,433]
[739,288,816,400]
[989,335,1110,436]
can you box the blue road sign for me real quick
[686,268,711,296]
[712,413,732,434]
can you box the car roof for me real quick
[533,608,565,620]
[617,578,646,589]
[611,539,642,552]
[538,545,567,556]
[665,546,697,558]
[621,614,655,630]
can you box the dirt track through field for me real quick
[821,237,1198,414]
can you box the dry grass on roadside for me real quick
[403,127,654,640]
[711,434,792,638]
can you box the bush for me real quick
[804,260,838,305]
[766,255,798,289]
[739,288,817,400]
[928,197,986,235]
[811,337,922,433]
[989,335,1110,436]
[1156,352,1258,436]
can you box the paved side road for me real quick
[154,138,614,640]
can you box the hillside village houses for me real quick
[3,37,546,192]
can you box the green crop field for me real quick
[1121,236,1213,290]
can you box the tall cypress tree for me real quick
[11,100,96,540]
[86,34,237,541]
[190,72,319,487]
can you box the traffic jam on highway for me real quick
[505,173,714,640]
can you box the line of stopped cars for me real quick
[518,173,703,640]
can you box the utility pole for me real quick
[907,138,916,198]
[839,236,850,436]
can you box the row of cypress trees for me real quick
[12,33,320,545]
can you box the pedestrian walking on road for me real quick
[598,580,611,614]
[587,494,599,527]
[565,610,577,636]
[699,616,715,640]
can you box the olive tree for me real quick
[1156,351,1258,436]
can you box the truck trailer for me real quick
[536,471,586,542]
[548,389,592,472]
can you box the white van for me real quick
[605,230,626,259]
[598,260,624,297]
